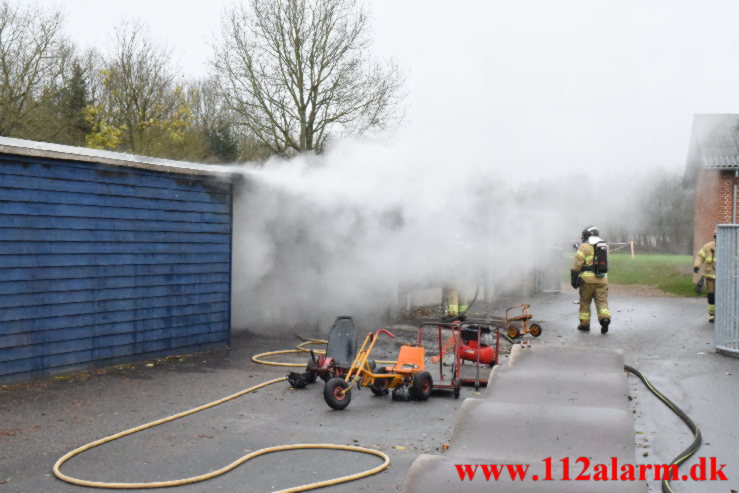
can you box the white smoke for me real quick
[230,135,581,333]
[228,125,690,334]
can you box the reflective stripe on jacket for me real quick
[573,243,607,284]
[694,240,716,279]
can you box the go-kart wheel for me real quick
[288,372,309,389]
[369,367,389,396]
[391,384,412,401]
[411,371,433,401]
[324,378,351,410]
[507,326,520,339]
[370,386,388,396]
[306,368,317,384]
[453,377,461,399]
[530,323,542,337]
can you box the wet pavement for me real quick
[405,343,646,493]
[526,288,739,493]
[1,288,737,492]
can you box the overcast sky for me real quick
[19,0,738,324]
[27,0,739,179]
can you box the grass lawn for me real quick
[563,252,700,297]
[606,252,700,297]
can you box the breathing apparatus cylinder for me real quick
[582,226,608,277]
[594,241,608,276]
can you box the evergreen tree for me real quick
[205,120,239,162]
[49,62,92,146]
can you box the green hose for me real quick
[624,365,702,493]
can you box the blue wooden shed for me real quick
[0,137,236,385]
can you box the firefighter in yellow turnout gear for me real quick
[442,285,469,317]
[693,231,717,322]
[571,226,612,334]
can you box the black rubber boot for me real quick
[600,318,610,334]
[577,325,590,331]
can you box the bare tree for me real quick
[186,77,238,162]
[0,1,71,137]
[213,0,404,155]
[94,21,181,153]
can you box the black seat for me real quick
[325,316,357,368]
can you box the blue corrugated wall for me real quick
[0,154,232,385]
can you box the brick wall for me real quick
[693,169,737,252]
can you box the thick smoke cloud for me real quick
[229,135,654,333]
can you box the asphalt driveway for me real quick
[1,289,737,492]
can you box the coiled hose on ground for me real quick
[52,337,703,493]
[53,337,390,492]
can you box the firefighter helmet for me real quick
[581,226,600,242]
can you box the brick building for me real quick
[684,114,739,252]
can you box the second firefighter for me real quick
[693,230,717,323]
[571,226,612,334]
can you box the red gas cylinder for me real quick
[457,340,496,365]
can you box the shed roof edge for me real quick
[0,136,239,178]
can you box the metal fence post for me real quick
[715,224,739,356]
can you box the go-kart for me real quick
[287,316,357,388]
[324,329,433,410]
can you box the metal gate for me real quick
[715,224,739,356]
[526,246,563,294]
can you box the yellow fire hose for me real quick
[53,337,391,492]
[250,337,328,366]
[251,337,395,367]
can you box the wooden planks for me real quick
[0,154,233,384]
